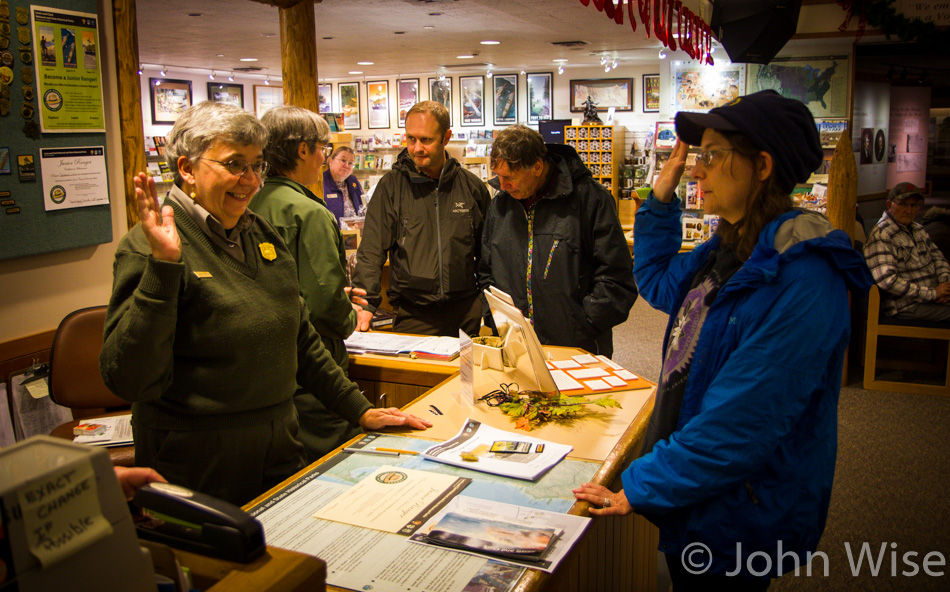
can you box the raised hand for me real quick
[134,172,181,262]
[358,407,432,431]
[653,140,689,204]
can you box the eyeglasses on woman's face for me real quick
[694,148,736,168]
[199,157,269,178]
[333,156,356,168]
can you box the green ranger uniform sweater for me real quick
[100,199,372,433]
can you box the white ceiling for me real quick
[135,0,682,81]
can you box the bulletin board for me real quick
[0,0,112,261]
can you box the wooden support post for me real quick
[112,0,147,230]
[827,128,858,385]
[279,0,319,112]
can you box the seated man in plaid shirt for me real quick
[864,182,950,322]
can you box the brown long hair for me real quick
[714,131,793,261]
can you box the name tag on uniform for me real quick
[193,271,213,278]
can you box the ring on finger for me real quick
[603,497,611,508]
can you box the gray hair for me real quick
[406,100,451,136]
[260,106,330,177]
[165,101,268,184]
[490,124,547,171]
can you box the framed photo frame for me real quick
[526,72,553,124]
[746,55,849,118]
[642,74,660,113]
[253,84,283,118]
[569,78,633,112]
[207,82,244,109]
[671,62,745,113]
[459,75,485,126]
[339,82,361,130]
[428,77,452,126]
[149,78,192,125]
[367,80,390,129]
[318,83,332,113]
[493,74,518,126]
[397,78,419,128]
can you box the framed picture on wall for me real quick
[149,78,192,125]
[367,80,390,129]
[397,78,419,127]
[746,55,849,118]
[671,62,744,113]
[526,72,553,124]
[339,82,361,130]
[569,78,633,112]
[318,83,332,113]
[428,77,452,126]
[493,74,517,126]
[643,74,660,113]
[459,75,485,126]
[207,82,244,109]
[254,84,283,118]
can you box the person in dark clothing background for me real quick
[479,125,637,357]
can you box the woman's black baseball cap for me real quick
[674,90,823,194]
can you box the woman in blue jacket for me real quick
[574,91,872,590]
[323,146,364,226]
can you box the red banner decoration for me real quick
[580,0,715,65]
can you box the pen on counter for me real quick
[375,448,419,455]
[429,404,443,415]
[343,447,399,457]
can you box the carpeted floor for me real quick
[610,299,950,591]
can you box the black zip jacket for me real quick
[478,143,637,357]
[353,148,490,310]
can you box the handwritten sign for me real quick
[17,459,113,567]
[40,146,109,211]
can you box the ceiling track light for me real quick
[136,64,143,75]
[160,66,167,76]
[885,65,894,80]
[612,60,618,69]
[658,49,667,60]
[557,65,564,75]
[209,70,216,80]
[264,76,270,86]
[228,72,234,82]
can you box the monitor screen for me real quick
[538,119,573,144]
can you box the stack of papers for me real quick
[422,419,571,481]
[72,415,134,447]
[409,495,589,572]
[344,332,460,360]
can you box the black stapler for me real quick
[132,482,266,563]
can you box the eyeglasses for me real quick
[334,157,356,168]
[695,148,736,168]
[321,145,333,158]
[200,158,269,178]
[892,200,923,210]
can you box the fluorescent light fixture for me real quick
[239,58,258,62]
[457,54,475,59]
[553,58,568,63]
[480,40,499,45]
[349,71,363,74]
[357,61,374,65]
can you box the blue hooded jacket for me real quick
[625,195,872,578]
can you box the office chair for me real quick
[48,306,135,466]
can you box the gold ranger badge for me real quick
[258,242,277,261]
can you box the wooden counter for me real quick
[248,347,659,592]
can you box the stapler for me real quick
[132,482,266,563]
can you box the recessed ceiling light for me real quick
[349,71,363,75]
[457,54,475,59]
[239,58,258,62]
[357,61,374,65]
[553,59,568,63]
[424,26,435,30]
[480,40,500,45]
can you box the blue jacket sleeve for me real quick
[633,194,700,315]
[622,255,849,513]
